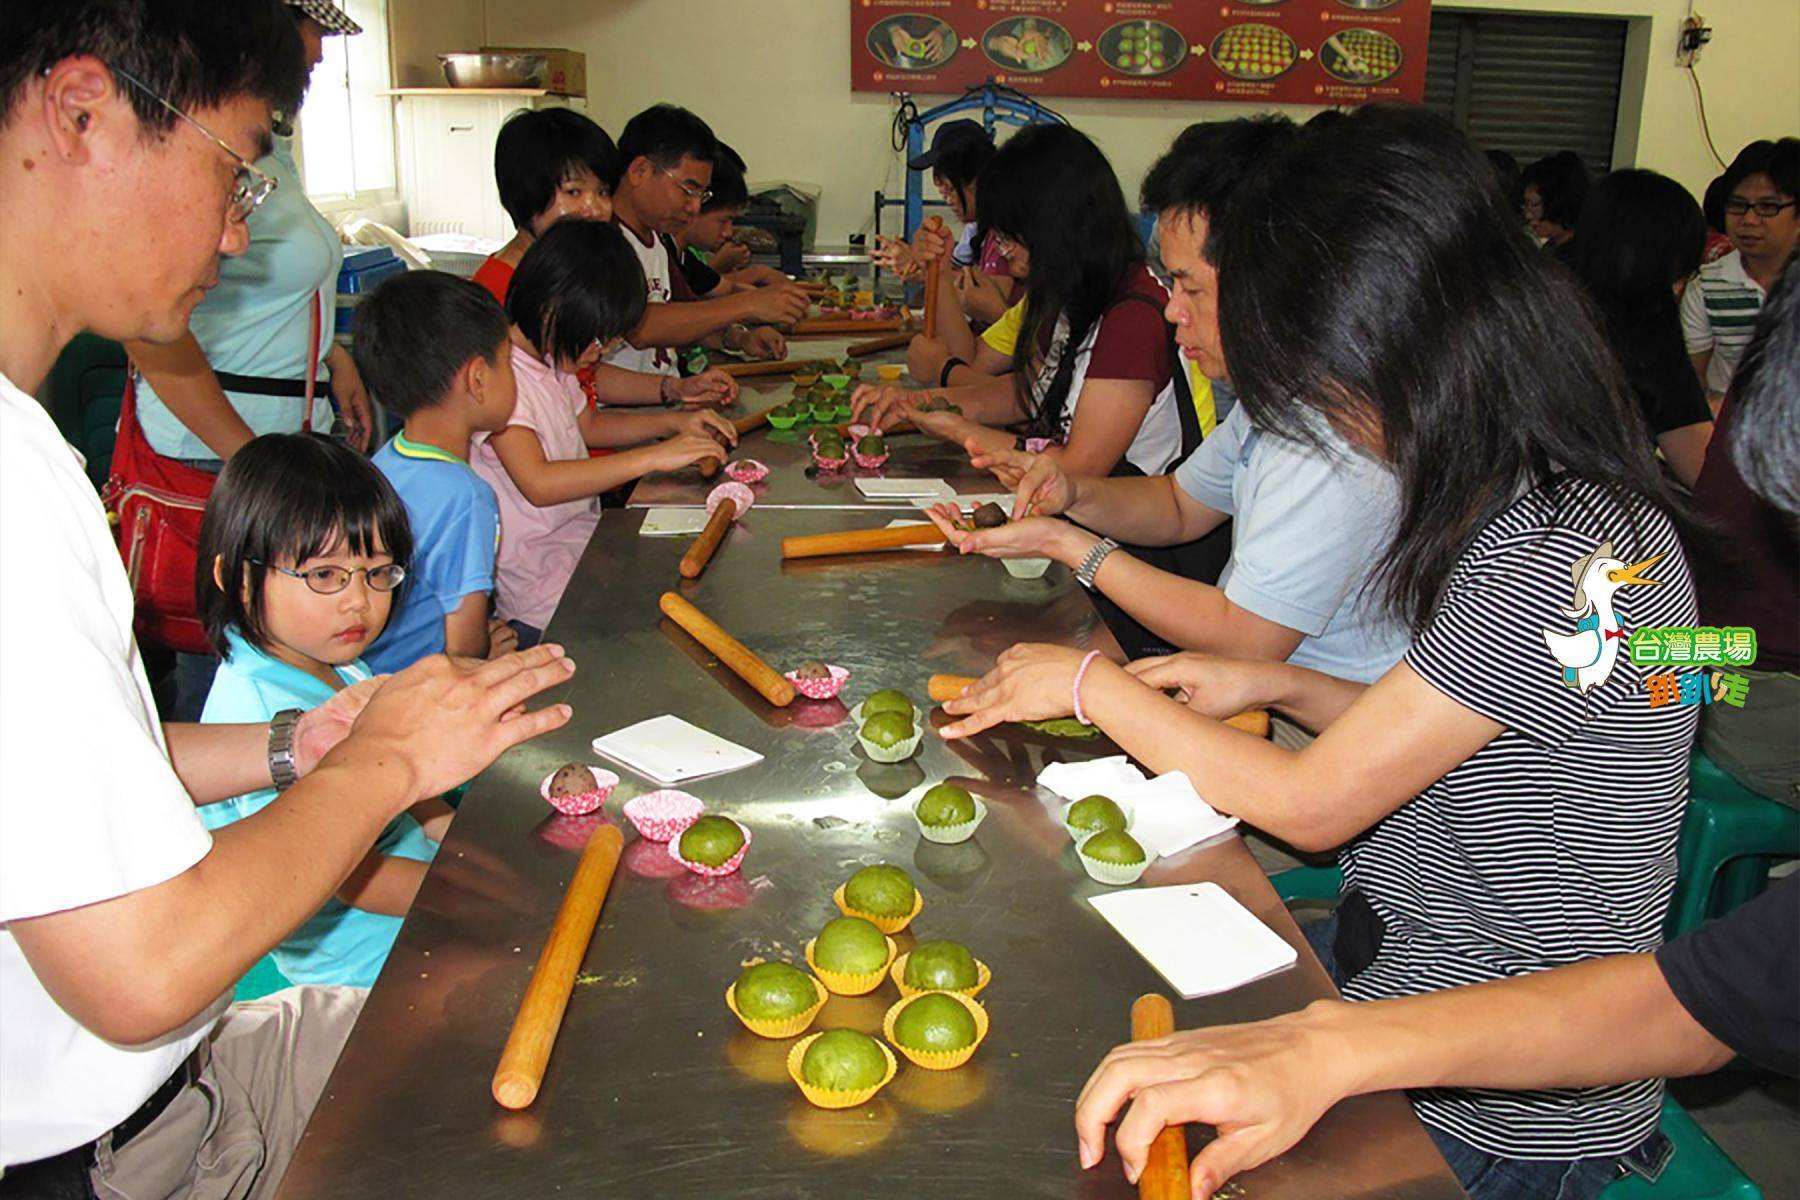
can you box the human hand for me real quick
[678,367,739,406]
[873,234,921,280]
[908,406,975,444]
[925,506,1088,564]
[735,325,787,360]
[1125,653,1281,720]
[679,407,739,448]
[322,647,576,813]
[1074,1006,1352,1196]
[486,616,518,660]
[938,643,1093,739]
[327,347,374,452]
[292,674,386,778]
[741,283,810,327]
[710,242,752,273]
[849,383,919,433]
[906,334,951,384]
[913,215,954,267]
[654,430,730,473]
[969,446,1073,519]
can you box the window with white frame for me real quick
[298,0,396,201]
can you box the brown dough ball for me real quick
[793,660,832,680]
[548,763,594,799]
[972,502,1008,529]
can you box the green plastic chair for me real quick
[1665,751,1800,939]
[233,954,293,1002]
[1601,1095,1762,1199]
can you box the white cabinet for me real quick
[391,89,585,241]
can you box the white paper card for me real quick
[637,508,711,537]
[1113,771,1240,859]
[1037,756,1148,801]
[883,518,947,552]
[855,477,954,501]
[1089,882,1297,999]
[591,715,762,784]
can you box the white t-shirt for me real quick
[0,372,222,1167]
[604,219,683,378]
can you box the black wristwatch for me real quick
[268,708,302,790]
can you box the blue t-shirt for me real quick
[199,629,437,987]
[1173,403,1410,684]
[365,433,501,673]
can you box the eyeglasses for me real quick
[109,65,278,222]
[258,562,407,594]
[659,163,713,206]
[1725,197,1797,219]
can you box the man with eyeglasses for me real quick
[0,4,575,1196]
[605,104,811,375]
[1683,137,1800,405]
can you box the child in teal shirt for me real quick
[197,432,450,987]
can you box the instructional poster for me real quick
[849,0,1431,106]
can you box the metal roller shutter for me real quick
[1424,12,1627,174]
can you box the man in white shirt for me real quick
[0,5,576,1196]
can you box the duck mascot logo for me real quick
[1541,542,1664,693]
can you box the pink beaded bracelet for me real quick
[1072,650,1102,726]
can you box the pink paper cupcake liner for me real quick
[813,452,848,472]
[845,423,873,440]
[623,790,706,842]
[707,481,756,516]
[851,450,890,471]
[538,764,619,816]
[666,818,753,877]
[723,459,769,484]
[784,663,850,701]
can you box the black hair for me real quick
[615,103,716,186]
[197,432,413,657]
[1729,262,1800,519]
[2,0,307,137]
[494,108,618,232]
[975,123,1144,433]
[1485,149,1522,208]
[1216,104,1697,632]
[1521,150,1590,229]
[506,219,648,366]
[351,271,511,420]
[703,154,749,214]
[933,130,996,209]
[1141,116,1299,264]
[1725,137,1800,203]
[713,140,747,175]
[1568,169,1705,311]
[1702,173,1731,234]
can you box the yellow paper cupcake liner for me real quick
[833,882,924,934]
[725,974,829,1040]
[805,935,899,996]
[787,1033,899,1109]
[882,991,990,1071]
[889,952,992,1000]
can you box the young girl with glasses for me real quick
[195,432,449,988]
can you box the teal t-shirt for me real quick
[199,629,437,986]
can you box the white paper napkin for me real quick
[856,477,954,501]
[591,715,762,784]
[1111,771,1240,858]
[1036,756,1147,801]
[637,508,711,537]
[1089,882,1297,999]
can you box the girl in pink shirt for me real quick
[471,221,734,641]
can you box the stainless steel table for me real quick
[629,340,1003,511]
[277,508,1464,1199]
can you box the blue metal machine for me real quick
[894,82,1065,238]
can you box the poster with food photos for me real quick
[850,0,1430,106]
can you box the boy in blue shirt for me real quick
[356,271,519,671]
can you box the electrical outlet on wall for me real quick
[1677,14,1712,66]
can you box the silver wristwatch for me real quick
[268,708,302,791]
[1075,537,1120,591]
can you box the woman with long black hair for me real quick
[1568,169,1713,486]
[852,123,1182,478]
[942,105,1702,1199]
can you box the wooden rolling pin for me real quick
[846,332,912,358]
[679,500,737,579]
[780,524,945,559]
[731,407,773,436]
[923,255,943,339]
[658,592,796,706]
[791,317,906,337]
[491,823,625,1110]
[1130,995,1192,1200]
[716,358,803,379]
[927,673,1272,737]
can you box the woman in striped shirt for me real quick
[944,105,1704,1200]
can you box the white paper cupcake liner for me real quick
[913,797,988,845]
[1076,829,1154,886]
[1060,798,1136,843]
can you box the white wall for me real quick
[461,0,1796,243]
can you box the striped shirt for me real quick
[1680,251,1765,396]
[1343,476,1699,1159]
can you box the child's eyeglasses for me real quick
[107,64,278,223]
[1725,197,1796,218]
[259,562,407,594]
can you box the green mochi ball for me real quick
[801,1029,889,1091]
[860,710,915,750]
[1066,795,1128,834]
[862,689,915,720]
[813,916,889,974]
[844,863,916,918]
[733,962,818,1020]
[892,993,978,1053]
[1081,829,1147,866]
[678,815,745,867]
[904,940,979,991]
[915,783,976,827]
